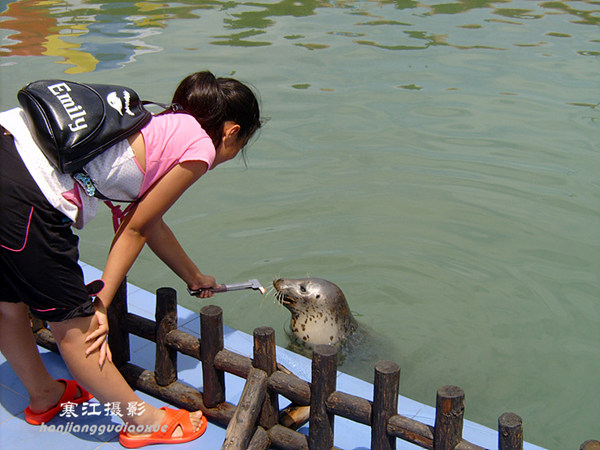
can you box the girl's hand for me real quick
[188,274,218,298]
[85,298,113,367]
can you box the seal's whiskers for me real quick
[271,288,288,310]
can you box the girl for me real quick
[0,71,261,447]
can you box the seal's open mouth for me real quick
[275,290,295,306]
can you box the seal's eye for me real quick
[300,286,307,293]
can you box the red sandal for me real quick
[119,407,207,448]
[24,379,93,425]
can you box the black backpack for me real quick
[17,79,178,174]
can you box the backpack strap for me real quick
[72,170,131,203]
[144,101,185,114]
[104,201,136,233]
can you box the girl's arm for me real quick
[86,160,211,362]
[144,218,217,297]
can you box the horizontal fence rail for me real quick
[31,280,597,450]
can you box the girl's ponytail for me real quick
[172,71,261,148]
[172,71,225,147]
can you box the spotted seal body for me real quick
[274,277,359,347]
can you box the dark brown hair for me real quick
[172,71,261,148]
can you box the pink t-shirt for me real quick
[139,113,216,196]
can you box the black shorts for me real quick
[0,127,95,322]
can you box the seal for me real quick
[273,277,359,347]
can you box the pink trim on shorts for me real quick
[0,206,33,252]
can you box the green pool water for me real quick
[1,1,598,448]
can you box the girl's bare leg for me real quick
[49,313,203,435]
[0,302,65,412]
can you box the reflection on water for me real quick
[0,0,173,72]
[1,0,598,72]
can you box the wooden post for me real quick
[107,278,130,367]
[248,426,270,450]
[581,441,600,450]
[201,305,225,407]
[280,404,311,430]
[30,316,45,333]
[387,415,434,448]
[267,424,309,450]
[498,412,523,450]
[434,385,465,450]
[371,361,400,450]
[222,368,268,450]
[154,287,178,386]
[309,345,338,450]
[253,326,279,429]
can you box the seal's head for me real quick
[274,277,358,347]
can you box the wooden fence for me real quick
[31,281,598,450]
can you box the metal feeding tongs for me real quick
[187,279,266,296]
